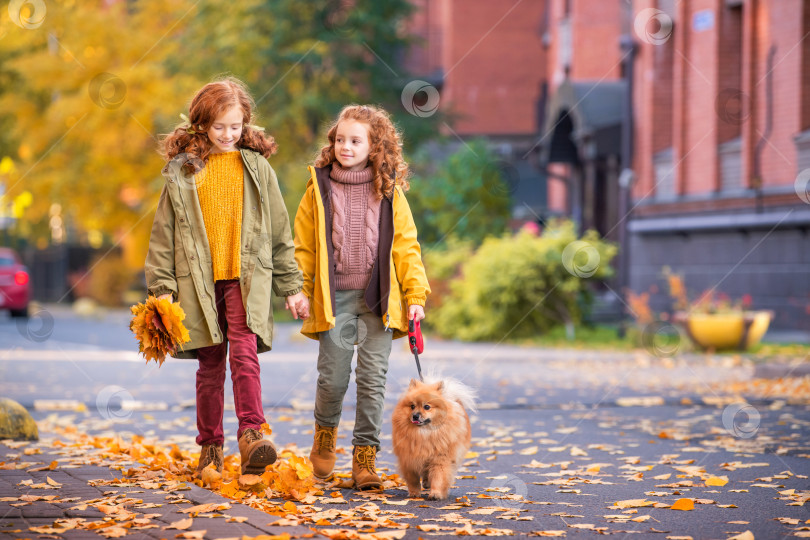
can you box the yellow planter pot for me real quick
[676,311,773,351]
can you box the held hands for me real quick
[408,304,425,323]
[285,291,310,320]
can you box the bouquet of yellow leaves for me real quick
[129,296,191,366]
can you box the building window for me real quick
[719,137,743,193]
[654,148,676,201]
[717,4,743,193]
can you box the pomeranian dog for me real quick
[391,377,476,500]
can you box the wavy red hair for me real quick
[161,77,277,172]
[315,104,409,198]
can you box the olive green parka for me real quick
[144,148,303,358]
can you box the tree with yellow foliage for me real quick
[0,0,202,266]
[0,0,435,284]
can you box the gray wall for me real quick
[628,226,810,331]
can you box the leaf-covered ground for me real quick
[2,384,809,540]
[2,316,810,538]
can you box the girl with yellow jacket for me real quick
[294,105,430,490]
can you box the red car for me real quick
[0,247,30,317]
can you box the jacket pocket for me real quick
[257,249,273,270]
[175,244,192,277]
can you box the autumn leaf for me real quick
[165,517,193,530]
[200,464,222,488]
[46,476,62,487]
[671,498,695,511]
[287,454,314,480]
[99,526,128,538]
[727,532,755,540]
[179,502,230,515]
[614,499,655,509]
[175,531,206,540]
[706,476,729,487]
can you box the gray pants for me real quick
[314,289,393,448]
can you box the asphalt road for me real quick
[2,303,809,538]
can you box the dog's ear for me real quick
[408,379,420,389]
[435,380,444,392]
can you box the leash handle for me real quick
[408,319,424,380]
[408,319,423,354]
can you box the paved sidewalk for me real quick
[0,443,321,539]
[3,311,810,538]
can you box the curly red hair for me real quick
[161,77,277,172]
[315,104,409,198]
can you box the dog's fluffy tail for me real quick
[422,373,477,414]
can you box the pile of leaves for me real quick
[129,296,191,366]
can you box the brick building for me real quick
[403,0,550,220]
[405,0,810,331]
[627,0,810,331]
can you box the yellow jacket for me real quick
[294,165,430,339]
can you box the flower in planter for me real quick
[664,268,754,315]
[662,268,771,351]
[627,270,770,352]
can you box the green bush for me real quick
[431,221,617,341]
[422,236,473,312]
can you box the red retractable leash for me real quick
[408,319,424,381]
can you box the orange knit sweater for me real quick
[195,151,243,281]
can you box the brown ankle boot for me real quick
[238,428,277,475]
[195,444,223,477]
[309,424,338,480]
[352,445,382,490]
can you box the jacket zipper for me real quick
[384,189,396,332]
[170,170,220,339]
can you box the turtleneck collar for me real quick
[330,163,373,185]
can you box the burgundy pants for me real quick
[195,279,265,446]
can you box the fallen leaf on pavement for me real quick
[726,532,754,540]
[165,517,193,530]
[670,498,694,511]
[613,498,655,509]
[705,476,729,487]
[175,531,206,539]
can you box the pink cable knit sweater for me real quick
[329,164,381,290]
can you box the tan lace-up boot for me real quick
[238,428,277,475]
[195,444,223,477]
[352,445,382,490]
[309,424,338,480]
